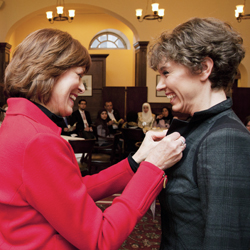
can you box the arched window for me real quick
[89,31,128,49]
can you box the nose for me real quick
[78,81,85,94]
[156,75,167,92]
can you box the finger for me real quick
[146,130,166,141]
[179,136,186,146]
[165,132,181,141]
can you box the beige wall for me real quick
[1,0,249,103]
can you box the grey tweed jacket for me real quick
[160,98,250,250]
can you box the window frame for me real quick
[89,31,128,50]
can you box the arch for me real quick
[4,3,140,44]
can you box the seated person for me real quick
[138,102,155,130]
[104,101,124,134]
[70,99,95,139]
[58,117,76,136]
[94,109,114,146]
[122,111,139,129]
[155,107,173,128]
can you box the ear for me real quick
[200,57,213,82]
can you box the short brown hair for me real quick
[148,17,245,90]
[4,28,91,104]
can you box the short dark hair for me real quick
[78,99,87,104]
[104,101,112,105]
[148,17,245,91]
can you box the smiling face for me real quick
[45,67,85,117]
[157,59,208,116]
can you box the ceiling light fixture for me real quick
[136,1,164,22]
[46,0,75,24]
[235,0,250,22]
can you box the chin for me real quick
[62,108,73,117]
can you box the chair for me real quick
[68,139,96,175]
[121,128,145,157]
[92,124,122,162]
[91,132,122,174]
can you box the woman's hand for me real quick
[145,132,185,171]
[157,114,163,119]
[132,130,168,163]
[132,131,185,171]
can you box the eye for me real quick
[163,70,169,76]
[77,74,83,79]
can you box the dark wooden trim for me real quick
[134,41,149,87]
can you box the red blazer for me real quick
[0,98,165,250]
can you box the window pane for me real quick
[116,39,125,48]
[108,34,117,42]
[99,42,108,48]
[90,39,99,48]
[107,42,116,48]
[99,35,107,42]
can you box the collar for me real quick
[32,102,64,126]
[7,98,62,135]
[167,97,232,136]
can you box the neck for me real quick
[210,88,227,106]
[190,87,226,116]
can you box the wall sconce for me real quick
[235,1,250,22]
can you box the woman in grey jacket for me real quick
[148,17,250,250]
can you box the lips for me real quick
[69,94,77,101]
[166,93,176,100]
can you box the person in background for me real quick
[122,111,144,154]
[244,115,250,132]
[122,111,139,129]
[0,103,8,127]
[148,17,250,249]
[155,107,173,128]
[138,102,155,130]
[55,116,76,136]
[70,98,95,139]
[104,101,124,134]
[0,28,186,250]
[94,109,113,146]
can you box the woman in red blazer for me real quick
[0,28,186,250]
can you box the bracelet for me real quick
[163,173,168,189]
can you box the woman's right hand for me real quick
[145,132,186,171]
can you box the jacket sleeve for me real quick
[23,133,165,250]
[196,128,250,249]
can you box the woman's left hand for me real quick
[132,130,168,163]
